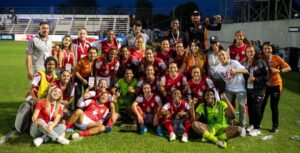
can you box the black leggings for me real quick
[247,89,265,129]
[74,77,89,109]
[261,85,281,129]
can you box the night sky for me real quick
[1,0,300,17]
[0,0,220,16]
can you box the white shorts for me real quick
[75,114,95,130]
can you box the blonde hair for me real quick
[135,35,145,51]
[46,86,63,117]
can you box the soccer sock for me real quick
[79,130,90,137]
[203,131,219,143]
[218,133,228,140]
[164,118,174,133]
[106,119,114,127]
[65,123,75,129]
[184,120,191,133]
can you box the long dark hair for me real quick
[60,70,73,98]
[61,35,72,51]
[262,41,277,55]
[203,88,216,124]
[232,30,250,45]
[246,45,262,63]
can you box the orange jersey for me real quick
[75,56,93,78]
[184,53,206,75]
[266,54,289,92]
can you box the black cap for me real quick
[210,36,219,44]
[133,20,142,26]
[192,10,200,16]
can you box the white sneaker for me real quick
[169,132,176,141]
[246,125,254,133]
[57,137,70,145]
[216,140,227,148]
[249,129,261,137]
[33,137,44,147]
[60,132,65,138]
[181,133,188,143]
[71,132,83,140]
[240,128,246,137]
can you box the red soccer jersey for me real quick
[35,99,63,123]
[72,38,94,62]
[228,43,249,64]
[130,48,144,61]
[137,77,159,93]
[51,81,74,101]
[94,57,120,77]
[140,57,167,77]
[117,55,139,77]
[155,49,174,65]
[61,49,75,70]
[101,40,119,56]
[171,53,185,69]
[136,94,161,114]
[163,100,190,119]
[188,76,215,102]
[161,73,187,93]
[84,100,109,122]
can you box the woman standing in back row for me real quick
[243,45,268,136]
[261,42,291,133]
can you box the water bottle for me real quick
[247,68,254,89]
[290,135,300,141]
[261,135,273,141]
[296,120,300,126]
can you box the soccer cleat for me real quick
[249,129,261,137]
[181,133,188,143]
[33,137,44,147]
[71,133,83,140]
[57,136,70,145]
[246,125,254,133]
[270,127,279,133]
[105,126,112,132]
[240,127,246,137]
[156,127,163,137]
[66,128,74,133]
[216,140,227,149]
[169,132,176,141]
[139,125,148,134]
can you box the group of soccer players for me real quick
[26,10,291,148]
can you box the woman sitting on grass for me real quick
[160,89,191,143]
[66,92,112,140]
[191,89,241,149]
[131,83,163,135]
[82,79,119,129]
[30,86,69,147]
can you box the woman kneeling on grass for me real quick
[191,89,241,149]
[66,92,112,140]
[30,86,69,147]
[131,83,163,135]
[160,89,191,143]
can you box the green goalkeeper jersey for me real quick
[196,100,228,127]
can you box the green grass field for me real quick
[0,40,299,153]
